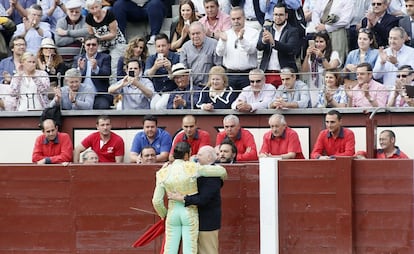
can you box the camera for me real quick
[128,70,135,77]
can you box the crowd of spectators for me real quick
[1,0,414,112]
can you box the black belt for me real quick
[246,17,257,21]
[266,70,280,73]
[226,68,253,73]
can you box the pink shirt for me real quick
[199,11,231,34]
[351,79,388,107]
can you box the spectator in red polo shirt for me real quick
[215,114,258,161]
[32,119,73,164]
[169,115,211,161]
[73,115,125,163]
[356,130,409,159]
[311,110,355,159]
[259,114,305,159]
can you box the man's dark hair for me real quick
[381,129,396,139]
[9,35,25,49]
[84,35,98,43]
[155,33,169,43]
[127,58,142,69]
[327,109,342,120]
[39,119,57,131]
[142,145,156,153]
[96,115,110,124]
[274,2,287,12]
[398,65,414,75]
[143,115,158,125]
[356,62,373,72]
[173,142,191,159]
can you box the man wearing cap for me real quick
[167,63,201,109]
[50,68,95,110]
[180,21,222,87]
[55,0,89,63]
[13,4,52,54]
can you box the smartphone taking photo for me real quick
[128,70,135,77]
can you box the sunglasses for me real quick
[371,2,382,6]
[249,79,262,84]
[359,28,372,34]
[86,43,97,47]
[396,74,408,78]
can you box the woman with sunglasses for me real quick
[302,31,341,107]
[316,68,347,108]
[343,28,378,87]
[116,36,148,80]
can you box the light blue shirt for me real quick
[344,48,378,80]
[109,77,155,109]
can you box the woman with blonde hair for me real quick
[9,52,50,111]
[196,66,237,110]
[170,0,198,51]
[116,36,148,79]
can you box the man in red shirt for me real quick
[356,130,409,159]
[215,114,258,161]
[73,115,125,163]
[32,119,73,164]
[311,110,355,159]
[259,114,304,159]
[169,115,211,161]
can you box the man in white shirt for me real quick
[216,7,259,95]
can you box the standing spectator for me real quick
[316,68,348,108]
[217,140,237,163]
[37,0,67,30]
[373,27,414,89]
[108,58,154,110]
[215,114,258,161]
[0,36,26,84]
[73,35,112,109]
[50,68,95,110]
[170,0,198,52]
[259,113,304,159]
[112,0,165,45]
[139,146,157,164]
[32,119,73,164]
[2,0,35,25]
[311,109,355,159]
[230,0,265,30]
[169,115,211,161]
[167,63,201,109]
[399,0,414,47]
[196,66,237,110]
[82,150,99,164]
[302,31,341,107]
[347,63,388,107]
[13,4,52,54]
[85,0,126,81]
[73,115,125,163]
[347,0,371,51]
[181,21,221,87]
[130,115,172,163]
[199,0,231,40]
[36,38,68,86]
[9,52,50,111]
[360,0,399,47]
[55,0,89,63]
[269,67,310,109]
[231,68,276,112]
[116,36,148,80]
[257,2,301,88]
[216,7,259,94]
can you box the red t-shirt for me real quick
[81,132,125,162]
[260,127,305,159]
[170,129,211,156]
[376,147,409,159]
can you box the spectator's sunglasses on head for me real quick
[359,28,372,35]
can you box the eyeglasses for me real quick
[249,79,262,84]
[273,13,285,17]
[85,43,97,47]
[396,74,408,78]
[371,2,382,6]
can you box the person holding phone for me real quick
[108,58,154,110]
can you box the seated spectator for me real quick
[130,115,172,163]
[232,68,276,112]
[13,4,52,54]
[196,66,237,111]
[346,63,388,107]
[73,35,112,109]
[117,36,148,80]
[108,58,154,110]
[82,150,99,164]
[387,65,414,107]
[301,32,341,107]
[343,28,378,87]
[37,0,67,30]
[170,0,198,52]
[360,0,399,47]
[0,36,26,85]
[316,68,348,108]
[32,119,73,164]
[169,115,210,161]
[36,38,67,86]
[356,130,409,159]
[399,0,414,47]
[112,0,165,45]
[139,146,157,164]
[85,0,126,81]
[50,68,95,110]
[9,51,50,111]
[55,0,89,64]
[199,0,231,40]
[215,114,258,162]
[167,63,201,109]
[269,68,310,109]
[259,113,304,159]
[73,115,125,163]
[216,139,237,163]
[373,27,414,90]
[311,110,355,159]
